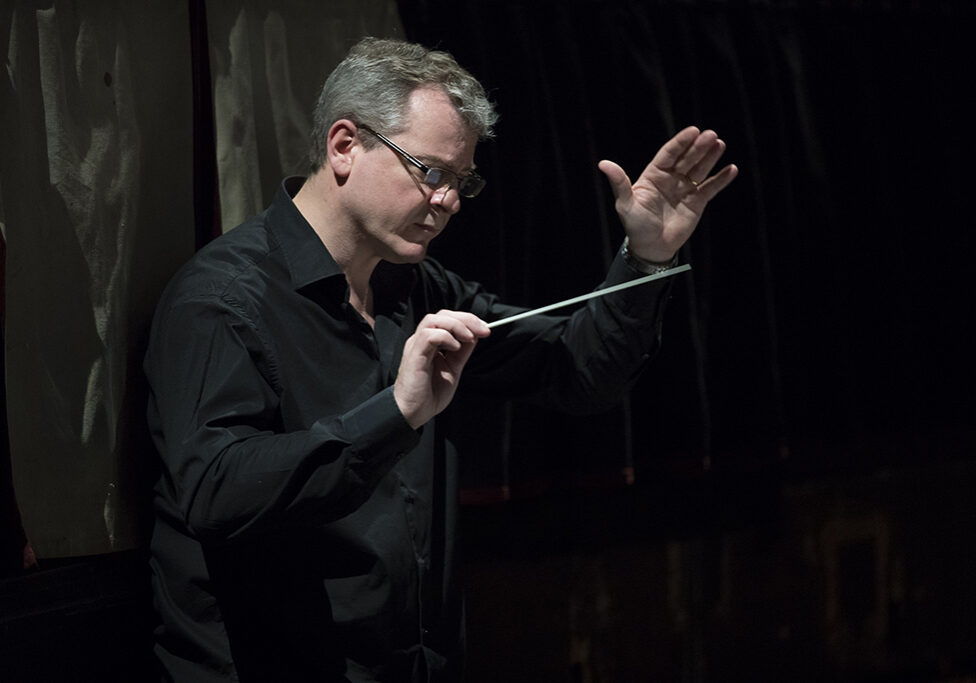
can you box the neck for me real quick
[293,172,380,324]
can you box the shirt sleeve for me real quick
[442,246,674,413]
[145,294,420,544]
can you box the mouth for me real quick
[413,223,440,236]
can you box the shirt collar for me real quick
[266,177,418,315]
[266,176,345,292]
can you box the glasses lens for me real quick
[458,174,486,198]
[423,167,486,198]
[423,168,451,190]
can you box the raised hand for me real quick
[598,126,738,263]
[394,310,491,429]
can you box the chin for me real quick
[387,243,429,264]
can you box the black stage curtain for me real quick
[398,0,976,497]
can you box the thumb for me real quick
[598,160,633,203]
[440,338,479,377]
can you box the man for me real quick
[144,37,736,682]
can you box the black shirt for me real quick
[144,177,672,682]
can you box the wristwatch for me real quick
[620,237,678,274]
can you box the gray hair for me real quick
[309,37,498,172]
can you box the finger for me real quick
[648,126,700,170]
[672,130,720,178]
[436,337,479,375]
[597,160,634,204]
[690,163,739,202]
[420,327,466,354]
[417,310,490,344]
[434,310,491,339]
[684,137,727,183]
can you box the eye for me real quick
[423,167,457,190]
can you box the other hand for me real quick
[598,126,738,263]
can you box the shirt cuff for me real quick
[620,237,679,274]
[328,386,420,461]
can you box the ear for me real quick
[326,119,359,179]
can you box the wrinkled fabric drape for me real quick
[0,0,404,559]
[205,0,404,232]
[2,1,195,557]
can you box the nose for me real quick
[429,184,461,215]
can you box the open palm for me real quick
[599,126,738,263]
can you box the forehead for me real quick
[398,87,478,170]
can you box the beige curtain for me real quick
[206,0,404,232]
[2,0,403,557]
[3,1,195,557]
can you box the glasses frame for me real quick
[358,124,486,199]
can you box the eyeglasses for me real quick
[358,124,486,199]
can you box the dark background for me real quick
[400,2,976,680]
[3,1,976,681]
